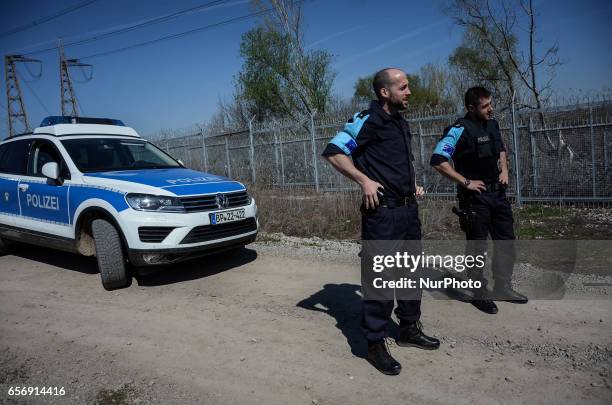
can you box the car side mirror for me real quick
[177,159,185,167]
[42,162,60,180]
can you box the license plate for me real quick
[209,209,246,225]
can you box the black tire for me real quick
[92,219,131,290]
[0,237,7,256]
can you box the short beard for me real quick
[391,99,407,111]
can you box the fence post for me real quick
[273,130,280,185]
[310,111,320,191]
[279,137,285,186]
[186,138,192,168]
[225,136,232,178]
[590,102,596,198]
[511,93,522,206]
[201,130,208,172]
[418,122,426,188]
[604,130,609,173]
[248,115,256,184]
[303,142,309,176]
[528,116,538,194]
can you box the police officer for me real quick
[430,86,528,314]
[322,68,439,376]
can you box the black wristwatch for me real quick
[463,178,471,188]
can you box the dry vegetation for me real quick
[251,186,612,240]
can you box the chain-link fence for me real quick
[151,100,612,203]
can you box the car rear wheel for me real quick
[92,219,131,290]
[0,237,8,255]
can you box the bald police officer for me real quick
[323,68,440,376]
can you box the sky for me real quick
[0,0,611,136]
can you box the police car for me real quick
[0,116,258,290]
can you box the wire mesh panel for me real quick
[147,100,612,203]
[205,136,230,177]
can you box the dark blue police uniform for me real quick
[322,100,422,343]
[430,114,515,291]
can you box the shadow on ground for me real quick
[297,283,402,358]
[5,242,257,289]
[8,243,98,274]
[134,248,258,287]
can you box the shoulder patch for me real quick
[442,143,455,155]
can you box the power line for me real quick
[0,0,98,39]
[22,0,230,56]
[79,8,270,60]
[17,71,52,115]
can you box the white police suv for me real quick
[0,116,258,290]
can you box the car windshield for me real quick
[61,138,181,173]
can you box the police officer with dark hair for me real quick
[322,68,439,376]
[430,86,528,314]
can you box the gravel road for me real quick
[1,236,610,404]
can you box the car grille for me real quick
[180,218,257,244]
[179,191,250,213]
[138,227,175,243]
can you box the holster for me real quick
[453,189,477,233]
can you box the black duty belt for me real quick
[379,193,417,208]
[483,182,504,192]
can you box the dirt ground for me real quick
[0,240,610,405]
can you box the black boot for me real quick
[471,299,499,314]
[494,282,528,304]
[396,320,440,350]
[470,286,499,314]
[366,339,401,375]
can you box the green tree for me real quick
[236,1,335,121]
[353,64,454,110]
[353,76,375,104]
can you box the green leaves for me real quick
[236,26,335,121]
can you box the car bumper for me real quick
[116,200,258,260]
[127,233,257,266]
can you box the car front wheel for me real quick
[92,219,131,290]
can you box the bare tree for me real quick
[447,0,575,161]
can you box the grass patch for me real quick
[93,386,135,405]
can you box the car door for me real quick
[17,139,71,236]
[0,139,32,228]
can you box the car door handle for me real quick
[18,184,29,192]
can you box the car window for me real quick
[0,144,8,163]
[0,140,32,175]
[28,140,70,179]
[61,138,180,172]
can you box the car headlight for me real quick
[126,194,185,212]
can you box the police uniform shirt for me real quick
[430,114,506,183]
[322,100,416,197]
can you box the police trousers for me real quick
[459,189,516,289]
[360,203,422,342]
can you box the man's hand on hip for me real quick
[498,170,509,185]
[360,178,384,210]
[465,179,487,193]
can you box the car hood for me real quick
[83,168,245,196]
